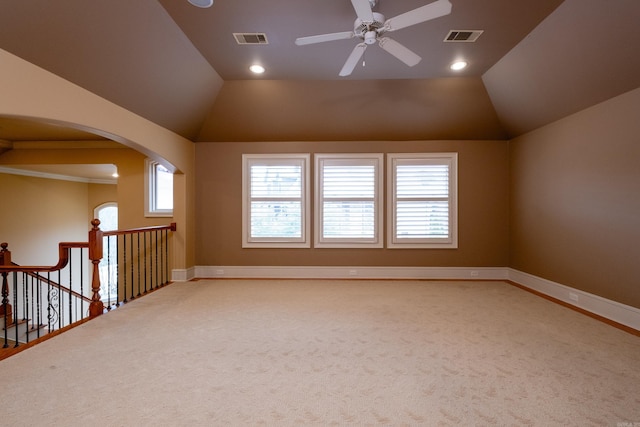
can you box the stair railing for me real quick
[1,219,176,359]
[100,221,177,310]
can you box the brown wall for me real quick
[198,79,507,142]
[510,88,640,309]
[195,140,509,268]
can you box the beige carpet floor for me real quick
[1,279,639,426]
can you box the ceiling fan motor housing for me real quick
[354,12,386,41]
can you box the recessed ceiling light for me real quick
[188,0,213,8]
[450,61,468,71]
[250,65,265,74]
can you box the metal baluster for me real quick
[24,273,30,343]
[13,272,19,347]
[137,233,141,297]
[68,252,73,327]
[149,231,154,290]
[130,234,136,300]
[36,274,42,338]
[155,230,159,288]
[2,277,7,348]
[164,228,169,285]
[123,234,128,303]
[115,236,120,307]
[80,247,84,319]
[143,231,148,294]
[106,236,112,311]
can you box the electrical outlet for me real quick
[216,269,224,276]
[470,270,479,277]
[569,292,579,302]
[349,269,357,276]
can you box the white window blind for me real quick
[315,154,383,248]
[242,154,309,248]
[388,153,458,248]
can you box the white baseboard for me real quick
[171,267,196,282]
[191,265,639,332]
[195,265,509,280]
[508,268,640,331]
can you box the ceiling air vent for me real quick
[444,30,483,42]
[233,33,269,45]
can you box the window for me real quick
[315,154,383,248]
[388,153,458,249]
[94,202,118,302]
[242,154,310,248]
[145,159,173,217]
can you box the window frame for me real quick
[314,153,383,248]
[242,154,310,248]
[144,158,174,218]
[387,153,458,249]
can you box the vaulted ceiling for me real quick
[0,0,639,144]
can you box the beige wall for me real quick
[0,145,168,228]
[0,48,195,270]
[510,87,640,309]
[195,140,509,268]
[0,173,89,265]
[88,183,118,221]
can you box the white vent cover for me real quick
[444,30,483,42]
[233,33,269,45]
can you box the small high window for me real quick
[145,159,173,217]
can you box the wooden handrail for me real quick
[0,242,87,273]
[103,222,176,237]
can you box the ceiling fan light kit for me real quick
[295,0,453,76]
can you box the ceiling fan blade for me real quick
[351,0,375,24]
[385,0,452,32]
[339,43,367,76]
[378,37,421,67]
[295,31,354,46]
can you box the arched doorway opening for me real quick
[94,202,118,302]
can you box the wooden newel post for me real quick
[88,219,105,317]
[1,242,13,326]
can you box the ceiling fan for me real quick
[295,0,452,77]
